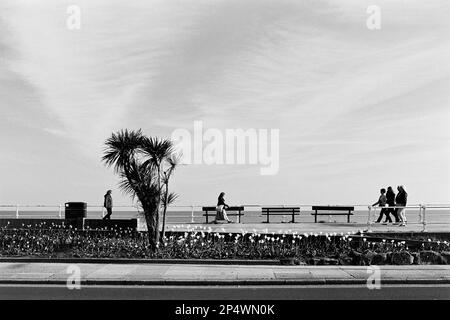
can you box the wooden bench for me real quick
[261,207,300,223]
[311,206,354,223]
[202,206,245,223]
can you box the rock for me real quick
[371,253,387,265]
[363,251,376,264]
[295,259,307,265]
[391,251,413,265]
[412,252,421,265]
[419,251,447,265]
[441,251,450,264]
[321,258,339,265]
[349,250,366,265]
[307,258,321,265]
[280,258,297,265]
[338,253,353,265]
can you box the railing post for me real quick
[421,205,427,232]
[15,204,19,219]
[418,204,422,223]
[191,205,195,223]
[367,206,372,232]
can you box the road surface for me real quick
[0,284,449,300]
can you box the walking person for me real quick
[384,186,396,224]
[373,188,389,223]
[215,192,232,223]
[395,185,408,226]
[103,190,113,220]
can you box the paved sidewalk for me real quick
[0,262,449,285]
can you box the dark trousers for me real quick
[390,207,400,222]
[103,207,112,220]
[376,208,392,223]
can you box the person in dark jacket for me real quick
[103,190,113,220]
[395,185,408,226]
[385,186,396,224]
[373,188,389,223]
[215,192,232,223]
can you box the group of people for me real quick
[371,185,408,226]
[105,188,410,226]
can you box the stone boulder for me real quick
[307,258,321,265]
[320,258,339,265]
[280,258,297,265]
[349,250,366,265]
[419,251,447,265]
[441,251,450,264]
[295,259,307,266]
[338,253,353,265]
[391,251,413,265]
[370,253,387,265]
[412,252,421,265]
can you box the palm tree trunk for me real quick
[161,181,169,241]
[144,207,159,250]
[154,164,162,244]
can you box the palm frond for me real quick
[102,129,144,173]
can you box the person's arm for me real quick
[372,196,380,207]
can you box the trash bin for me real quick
[65,202,87,219]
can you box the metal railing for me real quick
[1,203,449,231]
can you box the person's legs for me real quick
[215,205,224,221]
[400,208,407,225]
[376,209,384,223]
[222,208,232,222]
[393,208,401,223]
[384,208,393,223]
[103,207,112,220]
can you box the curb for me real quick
[0,258,280,265]
[0,278,449,286]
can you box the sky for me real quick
[0,0,449,207]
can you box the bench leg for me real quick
[347,212,350,223]
[267,213,270,223]
[292,212,295,223]
[238,211,241,223]
[314,211,317,223]
[206,212,208,224]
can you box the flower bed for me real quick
[0,225,449,265]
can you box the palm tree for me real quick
[161,154,180,240]
[102,129,179,250]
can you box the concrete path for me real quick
[0,262,448,285]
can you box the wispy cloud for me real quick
[0,0,449,204]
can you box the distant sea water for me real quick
[0,208,449,225]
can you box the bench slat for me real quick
[202,206,244,211]
[312,206,354,211]
[311,213,354,216]
[262,208,299,212]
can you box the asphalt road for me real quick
[0,284,449,300]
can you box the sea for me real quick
[0,206,449,225]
